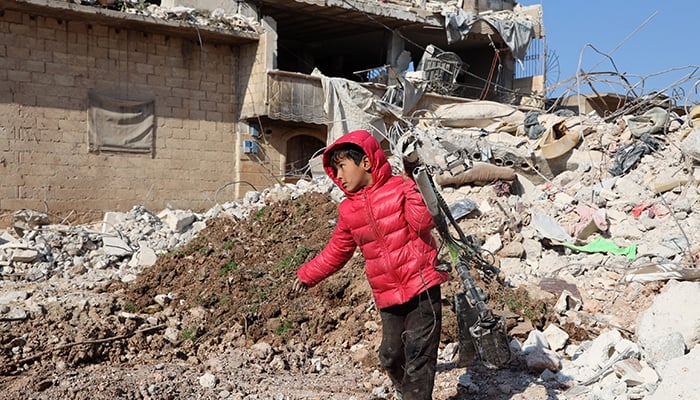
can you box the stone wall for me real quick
[0,9,252,216]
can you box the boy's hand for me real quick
[291,277,308,294]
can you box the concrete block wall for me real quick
[238,22,273,121]
[235,17,290,195]
[0,10,248,217]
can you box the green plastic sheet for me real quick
[561,237,637,260]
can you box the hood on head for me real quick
[322,129,392,195]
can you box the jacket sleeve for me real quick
[401,177,435,234]
[296,214,357,287]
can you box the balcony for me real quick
[266,71,328,125]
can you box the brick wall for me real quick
[0,10,253,217]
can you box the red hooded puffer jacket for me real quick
[296,129,449,309]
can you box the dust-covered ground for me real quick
[0,191,659,400]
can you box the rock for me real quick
[351,347,371,364]
[0,290,29,304]
[482,233,502,254]
[0,230,14,245]
[310,357,324,372]
[12,209,49,236]
[613,176,645,199]
[509,320,534,339]
[554,289,582,314]
[101,211,127,233]
[440,342,459,362]
[573,329,623,369]
[154,294,172,307]
[498,240,525,258]
[521,330,549,354]
[128,242,158,268]
[542,324,569,351]
[525,347,561,372]
[2,306,28,320]
[636,280,700,364]
[251,342,273,361]
[647,345,700,400]
[102,235,133,257]
[613,357,658,387]
[498,257,524,281]
[512,384,549,400]
[640,331,686,365]
[120,273,138,283]
[198,373,218,388]
[164,327,180,344]
[364,321,379,332]
[158,209,197,233]
[11,249,39,263]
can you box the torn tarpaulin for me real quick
[441,7,535,62]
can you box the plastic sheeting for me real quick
[441,7,535,62]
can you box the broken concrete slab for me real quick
[128,242,158,269]
[157,209,196,233]
[636,280,700,364]
[10,249,39,263]
[543,324,569,351]
[101,235,133,257]
[647,345,700,400]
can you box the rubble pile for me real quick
[406,100,700,399]
[0,182,330,288]
[75,0,261,34]
[2,102,700,399]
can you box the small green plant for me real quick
[200,245,213,256]
[256,288,269,302]
[294,199,308,217]
[181,327,197,341]
[123,301,137,313]
[218,295,231,307]
[500,291,546,323]
[253,207,266,221]
[222,241,234,251]
[275,319,294,336]
[168,247,191,258]
[276,246,310,272]
[220,259,238,275]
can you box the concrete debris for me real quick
[542,324,569,352]
[76,1,261,34]
[647,345,700,400]
[636,281,700,364]
[392,94,698,398]
[2,88,700,398]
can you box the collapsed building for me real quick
[0,0,544,217]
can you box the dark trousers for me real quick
[379,285,442,400]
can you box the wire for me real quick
[214,180,259,204]
[481,42,502,100]
[337,0,527,99]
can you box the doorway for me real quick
[286,135,325,180]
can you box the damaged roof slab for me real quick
[0,0,259,45]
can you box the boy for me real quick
[292,129,449,400]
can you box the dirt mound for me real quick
[118,190,561,357]
[121,192,380,349]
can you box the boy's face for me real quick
[334,155,373,193]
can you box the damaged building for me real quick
[0,0,544,217]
